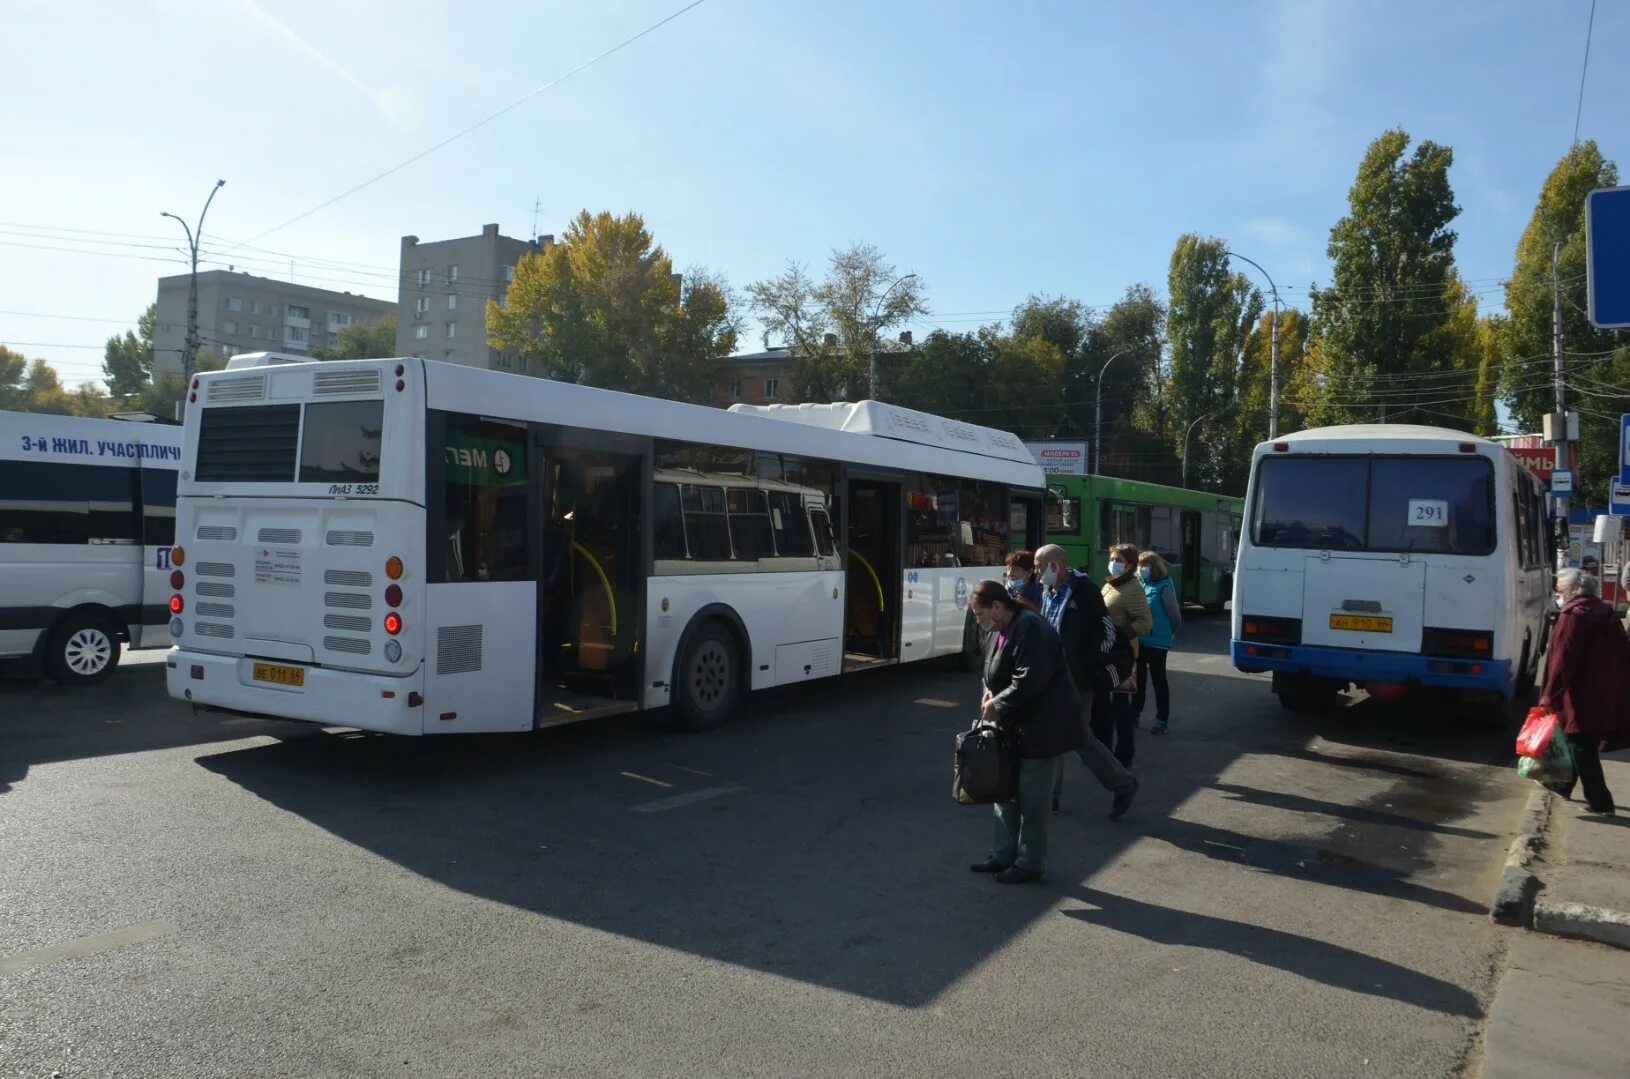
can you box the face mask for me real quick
[1109,560,1126,577]
[1138,566,1152,582]
[1005,578,1024,597]
[1555,594,1566,608]
[977,614,996,632]
[1041,567,1060,589]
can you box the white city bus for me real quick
[1,410,182,682]
[165,354,1044,734]
[1231,424,1551,714]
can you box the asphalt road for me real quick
[1,616,1528,1078]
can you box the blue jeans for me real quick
[993,756,1061,873]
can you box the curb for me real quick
[1489,786,1551,926]
[1533,899,1630,951]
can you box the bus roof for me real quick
[1044,473,1243,511]
[1268,424,1501,449]
[407,360,1045,488]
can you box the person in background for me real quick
[1032,543,1139,819]
[1133,551,1182,735]
[1538,569,1630,815]
[1003,550,1043,609]
[968,579,1083,884]
[1097,542,1152,768]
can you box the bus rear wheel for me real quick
[45,613,122,685]
[669,622,740,730]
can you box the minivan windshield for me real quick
[1253,454,1495,555]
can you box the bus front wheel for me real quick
[44,612,122,686]
[669,622,740,730]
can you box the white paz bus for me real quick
[1,410,182,682]
[1231,425,1551,715]
[165,354,1044,734]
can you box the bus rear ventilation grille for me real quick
[325,530,374,547]
[436,624,483,676]
[196,525,238,541]
[258,528,302,544]
[324,569,372,587]
[197,561,235,578]
[324,636,371,655]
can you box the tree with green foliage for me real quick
[487,210,739,404]
[890,327,998,421]
[101,303,156,398]
[0,345,27,410]
[1165,235,1261,488]
[1308,128,1461,425]
[1498,141,1627,504]
[1233,307,1311,482]
[748,242,927,402]
[312,317,397,361]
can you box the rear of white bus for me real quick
[1230,428,1531,714]
[166,357,429,734]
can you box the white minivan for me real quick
[1232,424,1552,715]
[0,411,182,682]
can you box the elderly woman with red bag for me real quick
[1538,568,1630,815]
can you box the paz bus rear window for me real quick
[1253,455,1495,555]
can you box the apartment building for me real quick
[397,224,548,370]
[152,270,394,375]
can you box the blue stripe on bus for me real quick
[1230,640,1512,692]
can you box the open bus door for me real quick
[843,472,900,669]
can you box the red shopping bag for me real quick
[1515,708,1559,759]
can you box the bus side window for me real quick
[769,491,813,557]
[809,506,836,557]
[652,483,687,559]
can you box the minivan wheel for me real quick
[45,614,122,685]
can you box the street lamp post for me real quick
[161,179,226,387]
[1224,250,1281,438]
[866,272,918,400]
[1182,410,1217,489]
[1094,348,1132,477]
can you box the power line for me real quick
[1573,0,1598,146]
[229,0,710,249]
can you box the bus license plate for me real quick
[252,662,306,687]
[1330,614,1392,633]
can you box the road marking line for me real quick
[631,785,745,813]
[620,771,674,789]
[0,920,175,977]
[914,698,959,708]
[666,764,713,777]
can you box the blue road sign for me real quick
[1611,481,1630,518]
[1621,413,1630,487]
[1586,185,1630,329]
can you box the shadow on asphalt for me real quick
[1060,886,1483,1018]
[0,663,296,795]
[190,645,1506,1014]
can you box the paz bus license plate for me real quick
[252,662,306,687]
[1330,614,1393,633]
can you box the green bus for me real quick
[1039,475,1243,609]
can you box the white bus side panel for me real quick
[1300,556,1426,652]
[422,582,537,733]
[643,570,843,709]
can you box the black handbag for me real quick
[954,722,1019,805]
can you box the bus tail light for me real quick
[1272,442,1289,452]
[170,545,185,566]
[384,612,402,635]
[1458,442,1476,453]
[170,570,185,590]
[385,584,402,607]
[1240,615,1301,645]
[169,594,184,614]
[386,556,404,580]
[1422,627,1492,660]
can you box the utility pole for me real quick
[1225,250,1281,437]
[1552,238,1569,569]
[161,179,226,388]
[1181,410,1216,489]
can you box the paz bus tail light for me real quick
[169,594,184,614]
[384,612,402,635]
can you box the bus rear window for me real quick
[1253,457,1367,550]
[299,400,384,484]
[1253,455,1495,555]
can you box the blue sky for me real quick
[2,0,1624,387]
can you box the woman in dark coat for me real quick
[1539,568,1630,814]
[969,579,1083,883]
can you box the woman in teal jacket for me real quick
[1134,552,1181,734]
